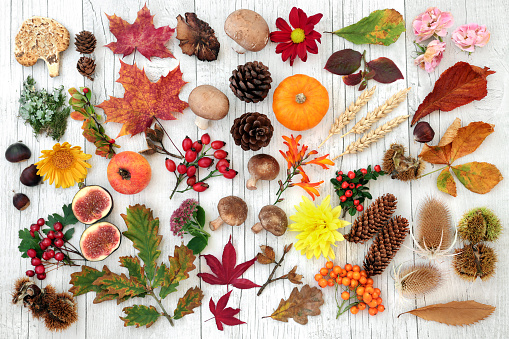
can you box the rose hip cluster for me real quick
[25,218,82,280]
[166,133,237,199]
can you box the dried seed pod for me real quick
[453,244,497,281]
[458,207,502,243]
[382,143,425,181]
[393,262,442,299]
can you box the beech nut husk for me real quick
[413,121,435,143]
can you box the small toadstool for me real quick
[246,154,280,190]
[224,9,269,53]
[252,205,288,236]
[14,17,70,77]
[210,196,248,231]
[188,85,230,129]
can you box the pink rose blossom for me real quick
[452,24,491,52]
[415,40,446,72]
[413,7,454,43]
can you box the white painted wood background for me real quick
[1,0,508,338]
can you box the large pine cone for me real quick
[363,215,409,276]
[230,112,273,151]
[74,31,96,54]
[229,61,272,103]
[77,57,96,80]
[345,194,397,243]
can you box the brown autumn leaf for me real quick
[449,122,494,162]
[269,285,324,325]
[286,266,303,285]
[438,117,461,146]
[452,162,503,194]
[256,245,276,265]
[411,62,495,126]
[419,144,451,165]
[398,300,495,326]
[437,167,457,197]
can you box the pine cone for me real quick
[230,112,274,151]
[74,30,96,54]
[344,194,397,243]
[77,56,96,80]
[229,61,272,103]
[363,215,409,276]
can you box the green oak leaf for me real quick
[332,9,405,46]
[122,205,162,282]
[173,287,204,320]
[120,305,161,328]
[92,266,147,303]
[18,229,42,258]
[69,265,107,296]
[119,256,146,285]
[159,245,196,299]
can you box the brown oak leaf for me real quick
[176,13,220,61]
[268,285,324,325]
[98,61,188,137]
[105,4,175,60]
[411,62,495,126]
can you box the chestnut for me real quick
[20,164,42,187]
[413,121,435,143]
[5,142,31,162]
[13,193,30,211]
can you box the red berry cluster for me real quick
[25,218,83,280]
[166,134,237,198]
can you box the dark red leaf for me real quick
[343,71,363,86]
[197,236,259,289]
[324,49,362,75]
[209,291,245,331]
[367,57,404,84]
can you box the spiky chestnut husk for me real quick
[453,244,497,281]
[382,143,425,181]
[43,292,78,331]
[394,262,442,298]
[415,197,454,254]
[458,207,502,243]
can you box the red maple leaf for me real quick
[97,60,188,137]
[209,290,246,331]
[197,236,259,289]
[105,4,175,60]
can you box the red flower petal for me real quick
[297,42,308,61]
[306,30,322,41]
[297,8,308,28]
[289,7,300,28]
[305,39,318,54]
[275,17,292,32]
[270,31,292,43]
[307,13,323,26]
[276,41,294,54]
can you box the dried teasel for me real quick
[393,262,443,299]
[382,143,425,181]
[458,207,502,244]
[12,278,78,331]
[453,244,497,281]
[409,196,457,259]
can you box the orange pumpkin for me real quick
[272,74,329,131]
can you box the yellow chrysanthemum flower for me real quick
[289,195,350,260]
[35,142,92,188]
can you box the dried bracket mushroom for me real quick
[210,196,248,231]
[176,13,220,61]
[252,205,288,236]
[188,85,230,129]
[246,154,280,190]
[224,9,269,53]
[15,17,70,77]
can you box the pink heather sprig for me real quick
[170,199,199,238]
[413,7,454,43]
[452,24,490,52]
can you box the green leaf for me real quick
[173,287,204,320]
[69,265,107,296]
[119,256,146,285]
[18,229,42,258]
[92,266,147,302]
[152,263,168,289]
[349,208,357,216]
[195,205,206,228]
[159,245,196,299]
[437,167,457,197]
[45,204,78,232]
[122,205,162,282]
[187,235,209,255]
[332,9,405,46]
[120,305,161,328]
[64,228,75,241]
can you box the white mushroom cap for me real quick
[224,9,269,53]
[188,85,230,129]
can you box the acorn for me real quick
[13,193,30,211]
[20,164,42,187]
[5,142,31,162]
[413,121,435,143]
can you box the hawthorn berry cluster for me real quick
[330,165,385,216]
[166,133,236,199]
[25,218,83,280]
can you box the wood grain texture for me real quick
[1,0,507,338]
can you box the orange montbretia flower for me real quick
[304,154,334,169]
[292,181,323,201]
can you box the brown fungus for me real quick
[224,9,269,53]
[246,154,280,190]
[210,196,248,231]
[251,205,288,236]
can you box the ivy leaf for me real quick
[366,57,404,83]
[437,167,457,197]
[93,266,147,303]
[18,229,42,258]
[120,305,161,328]
[209,290,245,331]
[173,287,204,320]
[331,9,405,46]
[121,204,162,282]
[158,245,196,298]
[324,49,362,75]
[98,61,188,137]
[269,285,324,325]
[69,265,107,296]
[105,4,175,60]
[119,256,146,285]
[452,162,503,194]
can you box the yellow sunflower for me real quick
[289,195,350,260]
[35,142,92,188]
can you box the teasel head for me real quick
[43,292,78,331]
[393,262,443,299]
[452,243,497,281]
[382,143,425,181]
[458,207,502,244]
[409,196,457,259]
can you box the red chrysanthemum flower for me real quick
[270,7,323,66]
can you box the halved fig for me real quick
[72,185,113,225]
[79,222,121,262]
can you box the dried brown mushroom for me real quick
[252,205,287,236]
[246,154,280,190]
[188,85,230,129]
[176,13,220,61]
[15,17,70,77]
[210,196,248,231]
[224,9,269,53]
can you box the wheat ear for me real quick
[318,86,376,148]
[334,115,409,159]
[341,87,411,138]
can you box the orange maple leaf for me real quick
[98,61,188,137]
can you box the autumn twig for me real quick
[257,244,301,296]
[148,290,174,326]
